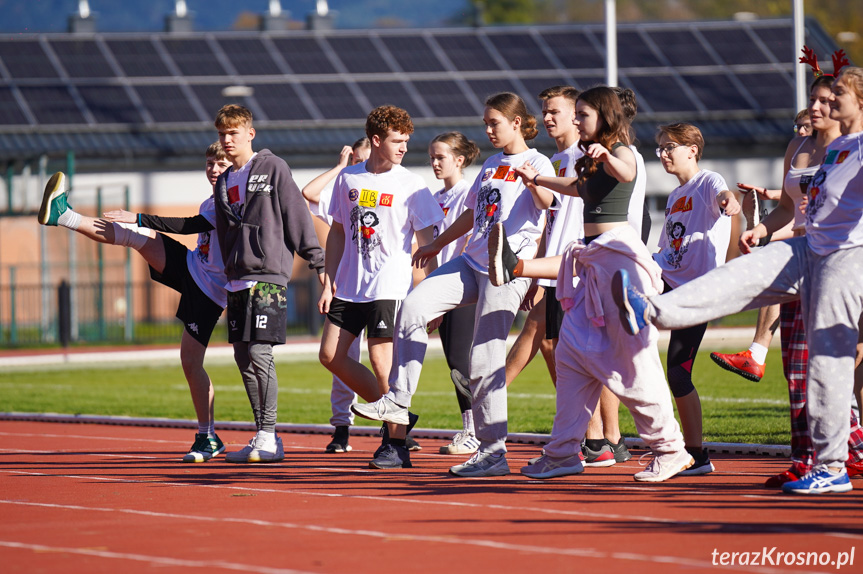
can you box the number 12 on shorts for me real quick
[256,315,268,329]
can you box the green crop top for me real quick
[578,142,634,224]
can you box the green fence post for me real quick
[124,185,133,342]
[96,187,105,340]
[9,266,16,345]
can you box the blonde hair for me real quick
[205,141,227,160]
[837,67,863,106]
[214,104,253,129]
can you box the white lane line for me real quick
[0,540,312,574]
[0,500,812,574]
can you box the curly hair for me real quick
[365,105,414,141]
[574,86,631,183]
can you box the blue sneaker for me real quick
[611,269,651,336]
[374,411,419,458]
[782,465,852,494]
[369,443,412,469]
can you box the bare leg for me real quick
[675,390,704,449]
[73,216,166,273]
[518,255,563,281]
[752,304,780,348]
[539,337,556,387]
[319,320,383,403]
[179,330,213,427]
[367,337,393,396]
[585,387,620,441]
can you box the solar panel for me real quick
[357,81,423,117]
[682,73,752,111]
[616,31,663,68]
[380,36,446,73]
[0,86,28,125]
[412,80,477,118]
[271,37,336,75]
[190,84,254,119]
[105,39,173,77]
[648,30,714,68]
[302,82,366,119]
[467,78,521,103]
[135,84,202,123]
[627,75,698,113]
[698,28,771,65]
[541,31,604,70]
[18,85,87,124]
[50,39,116,78]
[735,71,794,112]
[162,38,228,77]
[327,36,393,74]
[438,34,500,72]
[252,83,313,121]
[757,25,798,64]
[0,40,59,79]
[217,38,282,76]
[487,33,554,71]
[77,85,142,124]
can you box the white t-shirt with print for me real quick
[539,143,584,288]
[627,146,647,240]
[805,132,863,256]
[462,149,556,274]
[330,163,444,302]
[224,153,258,293]
[433,179,472,266]
[187,197,227,308]
[653,169,731,288]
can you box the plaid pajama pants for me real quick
[779,299,863,470]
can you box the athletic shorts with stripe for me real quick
[327,298,399,339]
[148,234,223,347]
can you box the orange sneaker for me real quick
[710,350,765,382]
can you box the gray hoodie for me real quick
[214,149,324,287]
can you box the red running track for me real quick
[1,421,861,574]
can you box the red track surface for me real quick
[1,421,861,574]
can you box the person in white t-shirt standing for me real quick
[302,138,371,454]
[427,131,482,455]
[652,122,739,476]
[318,105,443,469]
[352,92,556,476]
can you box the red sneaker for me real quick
[846,460,863,477]
[710,350,765,382]
[764,469,799,488]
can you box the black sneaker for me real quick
[450,369,472,401]
[608,437,632,463]
[488,223,519,286]
[325,425,351,453]
[678,447,715,476]
[405,435,422,452]
[182,433,225,463]
[374,411,419,458]
[369,443,412,469]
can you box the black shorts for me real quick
[327,298,399,339]
[544,286,564,340]
[226,282,288,345]
[149,234,223,347]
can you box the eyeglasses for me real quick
[794,123,812,135]
[655,143,681,158]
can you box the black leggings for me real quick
[439,303,476,413]
[663,281,707,398]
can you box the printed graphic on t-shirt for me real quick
[228,185,243,219]
[546,209,556,238]
[662,220,689,269]
[350,206,382,259]
[196,231,212,265]
[805,168,828,224]
[475,184,502,238]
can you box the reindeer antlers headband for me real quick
[800,45,850,78]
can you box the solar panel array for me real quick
[0,17,843,161]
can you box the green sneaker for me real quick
[182,433,226,463]
[38,172,69,226]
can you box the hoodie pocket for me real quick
[233,223,266,272]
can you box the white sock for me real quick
[208,422,216,437]
[748,342,768,365]
[57,209,81,230]
[462,409,475,434]
[111,221,150,250]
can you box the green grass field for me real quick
[0,348,792,445]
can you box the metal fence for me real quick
[0,276,323,347]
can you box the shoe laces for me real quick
[638,452,660,471]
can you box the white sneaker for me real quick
[351,396,411,425]
[633,449,694,482]
[248,431,285,463]
[521,454,584,479]
[225,436,257,463]
[449,452,510,477]
[439,431,480,455]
